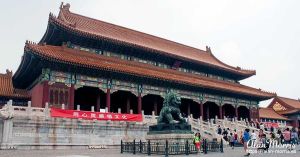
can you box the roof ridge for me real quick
[277,96,300,101]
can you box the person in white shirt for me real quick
[251,130,257,141]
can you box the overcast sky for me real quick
[0,0,299,107]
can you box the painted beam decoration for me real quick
[49,70,73,85]
[111,79,138,95]
[42,69,257,108]
[76,74,107,90]
[51,108,143,121]
[142,84,166,96]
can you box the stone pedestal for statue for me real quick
[146,91,194,143]
[146,123,194,143]
[148,123,193,134]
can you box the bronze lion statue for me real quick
[157,91,186,124]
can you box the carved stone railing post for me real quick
[118,108,121,113]
[1,100,14,149]
[8,100,13,111]
[152,111,155,119]
[141,110,145,121]
[91,106,95,112]
[61,104,65,110]
[44,102,50,119]
[105,107,108,113]
[130,109,133,114]
[27,101,32,119]
[77,105,80,111]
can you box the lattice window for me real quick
[54,90,59,105]
[50,90,54,104]
[64,91,69,105]
[49,86,69,107]
[59,91,64,105]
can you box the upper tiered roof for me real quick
[43,3,255,78]
[0,70,30,99]
[17,42,274,100]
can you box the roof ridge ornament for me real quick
[205,46,212,54]
[49,12,56,19]
[60,2,70,12]
[25,40,37,45]
[6,69,12,77]
[58,3,76,28]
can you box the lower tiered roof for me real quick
[259,108,289,120]
[17,42,275,100]
[0,71,30,99]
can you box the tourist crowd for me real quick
[216,125,299,156]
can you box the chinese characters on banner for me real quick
[263,122,279,128]
[50,108,143,122]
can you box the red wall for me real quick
[30,81,50,108]
[250,107,259,121]
[30,82,45,107]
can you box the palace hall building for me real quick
[3,3,275,120]
[0,70,30,107]
[260,96,300,128]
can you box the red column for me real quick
[235,106,239,120]
[106,89,111,112]
[68,84,75,110]
[207,105,210,119]
[96,93,100,112]
[248,107,252,121]
[187,103,191,116]
[126,97,130,113]
[138,94,142,114]
[200,103,203,120]
[154,99,158,115]
[293,119,299,128]
[219,105,223,119]
[42,81,50,108]
[257,107,260,121]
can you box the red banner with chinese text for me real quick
[50,108,143,122]
[263,122,279,128]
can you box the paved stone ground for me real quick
[0,147,299,157]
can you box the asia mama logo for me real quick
[247,139,297,154]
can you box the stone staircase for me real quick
[1,100,283,147]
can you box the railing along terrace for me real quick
[121,139,223,156]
